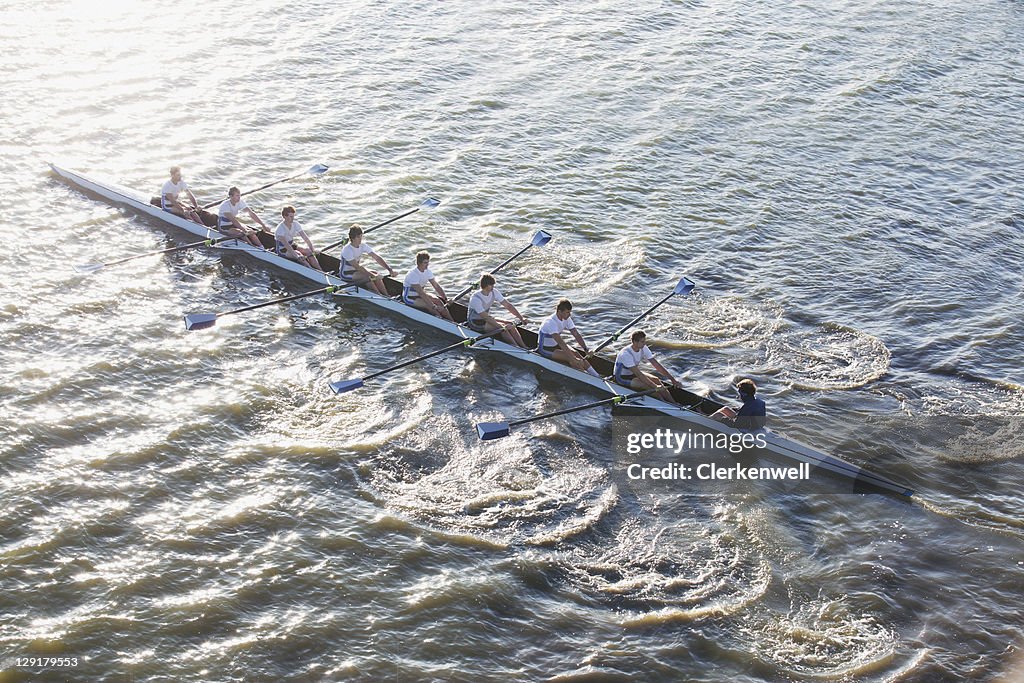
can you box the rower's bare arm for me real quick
[371,253,394,274]
[551,332,569,352]
[248,208,267,229]
[429,279,447,301]
[651,358,675,384]
[571,328,588,352]
[502,301,525,321]
[186,189,199,207]
[300,231,315,251]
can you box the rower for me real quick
[613,330,679,403]
[403,251,454,321]
[339,225,395,296]
[712,379,767,430]
[466,273,527,348]
[536,299,600,377]
[161,166,204,225]
[274,206,323,270]
[218,186,267,248]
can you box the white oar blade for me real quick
[477,421,511,441]
[308,163,329,175]
[184,313,218,331]
[421,197,441,209]
[329,378,364,394]
[74,263,104,274]
[675,277,696,296]
[531,230,553,247]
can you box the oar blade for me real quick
[308,163,329,175]
[476,421,512,441]
[184,313,218,331]
[531,230,553,247]
[74,263,104,274]
[421,197,441,209]
[675,277,696,296]
[329,378,365,395]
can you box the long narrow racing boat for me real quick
[50,163,914,498]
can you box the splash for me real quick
[652,294,783,350]
[529,237,647,300]
[362,425,619,547]
[940,421,1024,465]
[916,379,1024,464]
[548,515,771,621]
[770,322,891,391]
[741,596,909,680]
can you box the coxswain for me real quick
[403,251,454,321]
[536,299,600,377]
[160,166,204,225]
[274,205,323,270]
[712,378,767,430]
[217,186,267,248]
[339,226,395,296]
[613,330,679,403]
[466,273,527,348]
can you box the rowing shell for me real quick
[49,163,914,498]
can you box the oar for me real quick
[476,388,659,441]
[320,197,441,253]
[587,276,696,358]
[199,163,329,209]
[329,324,514,394]
[75,235,234,274]
[184,284,351,331]
[447,230,553,304]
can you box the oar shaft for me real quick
[322,206,423,252]
[103,236,229,267]
[218,285,337,318]
[507,389,659,429]
[590,290,676,357]
[361,327,508,381]
[201,170,308,210]
[449,243,534,303]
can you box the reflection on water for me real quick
[3,0,1024,680]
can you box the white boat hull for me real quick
[50,163,914,498]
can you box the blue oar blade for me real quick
[74,263,104,274]
[421,197,441,209]
[329,378,365,395]
[308,163,329,175]
[184,313,218,331]
[477,421,512,441]
[531,230,553,247]
[674,276,696,296]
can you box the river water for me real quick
[2,1,1023,681]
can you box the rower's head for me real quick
[416,251,430,271]
[479,273,495,294]
[736,379,757,400]
[228,186,241,204]
[282,205,296,223]
[631,330,647,350]
[556,298,573,320]
[169,166,182,182]
[348,226,363,246]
